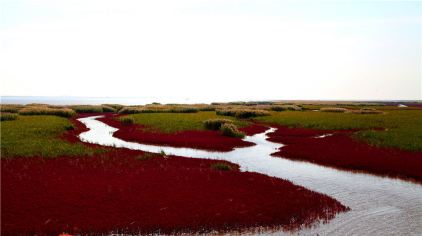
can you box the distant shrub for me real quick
[19,107,76,118]
[119,116,134,125]
[270,105,302,111]
[0,104,24,113]
[1,112,18,121]
[70,105,103,113]
[220,123,245,138]
[101,105,116,113]
[203,118,233,130]
[320,107,348,113]
[211,162,232,171]
[217,109,270,119]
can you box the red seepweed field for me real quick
[1,102,421,235]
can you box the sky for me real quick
[1,0,421,102]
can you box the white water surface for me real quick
[78,116,422,236]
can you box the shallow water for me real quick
[78,116,422,235]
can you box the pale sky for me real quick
[1,0,421,101]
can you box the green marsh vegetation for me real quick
[119,116,135,126]
[1,113,18,121]
[1,115,101,158]
[257,109,422,151]
[203,118,233,130]
[69,105,119,113]
[126,111,249,133]
[203,118,245,138]
[216,108,270,119]
[220,123,245,138]
[19,106,76,118]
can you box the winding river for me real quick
[78,115,422,235]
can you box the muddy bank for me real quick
[97,114,268,151]
[269,125,422,182]
[1,149,348,235]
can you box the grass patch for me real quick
[69,105,103,113]
[127,111,249,133]
[19,106,76,118]
[119,116,134,126]
[1,115,102,158]
[257,110,422,151]
[1,104,24,113]
[216,109,270,119]
[211,162,232,171]
[220,123,245,138]
[203,118,233,130]
[270,105,302,111]
[320,107,348,113]
[119,105,199,114]
[1,113,18,121]
[101,105,117,113]
[102,104,124,112]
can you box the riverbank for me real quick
[268,125,422,183]
[97,113,267,151]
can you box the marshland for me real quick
[1,101,422,235]
[2,0,422,235]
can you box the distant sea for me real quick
[0,96,220,105]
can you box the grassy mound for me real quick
[220,123,245,138]
[203,118,233,130]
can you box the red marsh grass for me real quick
[1,148,349,235]
[268,125,422,183]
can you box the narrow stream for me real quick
[78,116,422,235]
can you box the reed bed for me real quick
[19,106,76,118]
[203,118,233,130]
[220,123,245,138]
[119,105,199,114]
[270,105,302,111]
[1,112,18,121]
[320,107,348,113]
[69,105,104,113]
[0,104,24,113]
[216,109,270,119]
[349,108,384,114]
[102,104,124,112]
[119,116,135,126]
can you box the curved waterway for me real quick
[78,116,422,235]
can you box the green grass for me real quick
[1,115,102,158]
[1,113,18,121]
[127,111,249,133]
[119,116,135,126]
[256,110,422,151]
